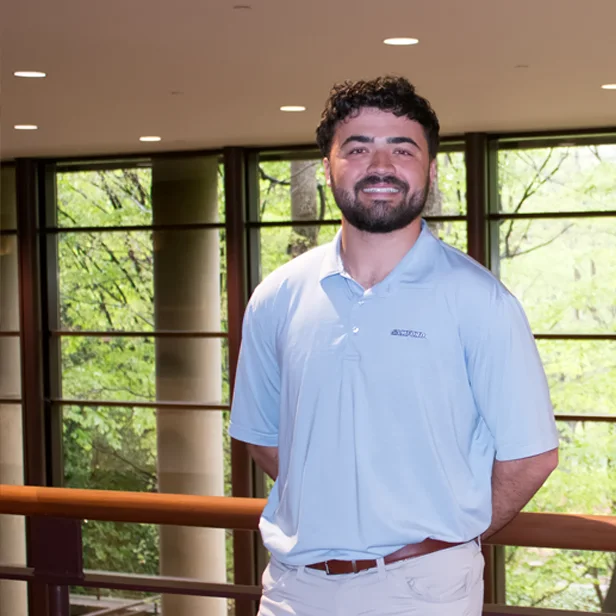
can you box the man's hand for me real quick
[247,444,279,480]
[482,447,558,541]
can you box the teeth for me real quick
[363,187,399,193]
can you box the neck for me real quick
[340,218,423,289]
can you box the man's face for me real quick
[323,107,435,233]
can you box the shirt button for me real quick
[352,326,360,334]
[358,300,365,306]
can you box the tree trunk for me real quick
[424,173,443,234]
[603,562,616,613]
[288,160,318,257]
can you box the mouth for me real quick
[361,186,401,194]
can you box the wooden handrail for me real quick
[490,511,616,552]
[0,485,263,530]
[1,484,615,551]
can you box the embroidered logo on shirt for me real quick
[390,328,426,339]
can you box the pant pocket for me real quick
[390,545,484,605]
[262,560,295,597]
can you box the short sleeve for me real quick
[228,298,280,447]
[465,289,559,461]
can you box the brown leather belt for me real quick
[307,538,466,575]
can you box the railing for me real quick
[1,484,615,616]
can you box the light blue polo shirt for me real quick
[229,221,559,565]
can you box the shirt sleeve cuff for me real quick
[228,422,279,447]
[495,437,559,462]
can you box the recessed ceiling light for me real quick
[14,124,38,130]
[14,71,47,78]
[280,106,306,112]
[383,37,419,46]
[139,136,162,142]
[601,84,616,90]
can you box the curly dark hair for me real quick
[315,76,440,159]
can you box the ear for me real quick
[429,158,437,186]
[323,157,332,187]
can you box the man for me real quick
[229,76,559,615]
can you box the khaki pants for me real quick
[259,541,484,616]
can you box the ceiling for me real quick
[2,0,616,160]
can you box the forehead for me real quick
[332,107,428,149]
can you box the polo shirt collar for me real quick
[319,229,345,281]
[318,220,441,287]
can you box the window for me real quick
[0,162,27,615]
[49,156,233,611]
[493,140,616,612]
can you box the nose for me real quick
[367,149,395,175]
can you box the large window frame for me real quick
[5,128,616,616]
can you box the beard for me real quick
[331,173,430,234]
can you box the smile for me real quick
[362,187,400,193]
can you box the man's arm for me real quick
[482,447,558,541]
[247,444,279,481]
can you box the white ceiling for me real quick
[2,0,616,160]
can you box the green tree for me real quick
[497,145,616,612]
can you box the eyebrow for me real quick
[340,135,421,149]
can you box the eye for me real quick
[394,148,413,156]
[348,147,368,155]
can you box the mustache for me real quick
[355,175,409,192]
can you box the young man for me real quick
[229,76,559,616]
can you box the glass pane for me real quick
[526,421,615,514]
[0,235,19,333]
[57,229,226,332]
[0,339,21,399]
[217,161,226,222]
[70,589,158,613]
[70,521,233,596]
[0,405,23,483]
[69,588,235,616]
[57,167,153,227]
[0,163,17,232]
[60,336,228,404]
[498,144,616,214]
[258,159,338,223]
[498,217,616,333]
[258,224,339,281]
[433,150,466,216]
[63,405,157,491]
[506,547,616,612]
[63,406,227,489]
[56,155,224,228]
[537,340,616,417]
[222,411,232,497]
[426,220,467,253]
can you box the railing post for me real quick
[30,516,84,616]
[46,585,69,616]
